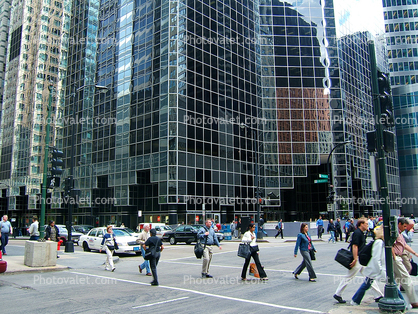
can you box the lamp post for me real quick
[327,141,351,220]
[240,123,263,239]
[65,84,108,253]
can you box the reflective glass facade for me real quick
[61,0,402,225]
[383,0,418,215]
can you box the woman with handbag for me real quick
[240,223,268,281]
[144,228,164,286]
[293,223,317,282]
[100,225,117,272]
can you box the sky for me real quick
[333,0,386,37]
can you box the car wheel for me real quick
[169,237,177,245]
[186,240,193,245]
[83,242,91,252]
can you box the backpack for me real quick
[358,240,374,266]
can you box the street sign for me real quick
[314,179,328,183]
[319,174,328,179]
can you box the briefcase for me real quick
[335,248,353,269]
[411,259,418,276]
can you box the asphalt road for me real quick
[2,236,418,313]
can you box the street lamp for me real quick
[327,140,351,220]
[240,122,263,239]
[65,84,108,253]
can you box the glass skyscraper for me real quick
[383,0,418,216]
[59,0,401,227]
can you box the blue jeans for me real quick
[328,231,335,243]
[140,246,150,273]
[352,277,404,304]
[30,236,40,241]
[1,232,9,254]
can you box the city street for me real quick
[2,236,418,313]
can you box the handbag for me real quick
[411,259,418,276]
[335,247,354,269]
[309,248,316,261]
[238,243,251,258]
[107,245,115,251]
[250,245,259,252]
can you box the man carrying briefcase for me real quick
[333,217,383,304]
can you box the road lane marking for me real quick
[132,297,189,309]
[70,271,325,313]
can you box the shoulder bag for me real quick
[144,245,157,260]
[238,242,251,258]
[194,232,208,259]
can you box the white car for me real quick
[79,227,141,254]
[154,225,172,238]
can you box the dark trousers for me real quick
[150,253,160,284]
[345,232,350,242]
[1,233,9,253]
[335,230,342,241]
[317,226,323,238]
[241,249,267,279]
[275,229,283,239]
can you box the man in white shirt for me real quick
[137,224,152,276]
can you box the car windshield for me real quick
[123,228,136,234]
[113,229,132,237]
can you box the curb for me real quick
[3,265,70,275]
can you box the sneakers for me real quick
[333,294,346,304]
[350,300,359,306]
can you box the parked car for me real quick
[191,225,224,242]
[162,225,223,245]
[79,227,141,254]
[73,225,94,234]
[154,225,172,238]
[43,225,83,246]
[55,225,84,246]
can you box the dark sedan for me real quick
[162,225,223,245]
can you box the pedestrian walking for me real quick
[0,215,12,255]
[99,225,117,272]
[316,216,324,239]
[345,219,354,242]
[29,216,40,240]
[275,219,284,239]
[240,223,268,281]
[293,223,317,282]
[392,217,418,308]
[259,216,268,236]
[44,220,60,258]
[236,219,241,238]
[144,228,164,286]
[335,218,342,242]
[198,219,222,278]
[327,219,336,243]
[137,224,152,276]
[230,221,235,238]
[333,217,383,304]
[351,226,403,305]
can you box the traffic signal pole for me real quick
[368,41,405,312]
[40,85,54,239]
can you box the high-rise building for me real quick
[0,0,72,226]
[382,0,418,216]
[59,0,400,227]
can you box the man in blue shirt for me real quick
[198,219,222,278]
[0,215,12,255]
[316,216,324,239]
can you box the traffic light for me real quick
[63,177,73,196]
[377,71,395,153]
[327,185,335,204]
[50,149,64,176]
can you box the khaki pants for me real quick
[202,246,213,274]
[401,249,412,274]
[394,256,418,304]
